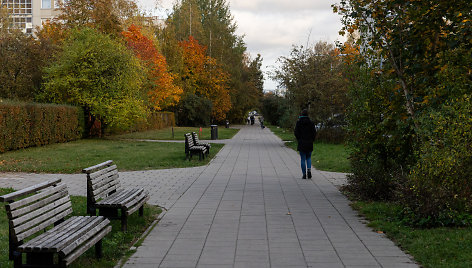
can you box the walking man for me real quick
[294,109,317,179]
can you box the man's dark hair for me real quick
[301,109,308,116]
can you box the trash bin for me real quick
[210,125,218,140]
[225,120,229,128]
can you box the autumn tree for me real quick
[179,36,231,122]
[40,27,146,135]
[335,0,472,224]
[0,9,47,101]
[228,54,264,123]
[53,0,139,37]
[122,25,182,111]
[273,41,349,129]
[163,0,261,123]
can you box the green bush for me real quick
[0,100,83,153]
[343,65,417,201]
[107,112,175,135]
[403,97,472,227]
[176,94,212,126]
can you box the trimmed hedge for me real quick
[0,100,83,153]
[106,111,175,135]
[136,112,175,131]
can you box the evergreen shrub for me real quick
[0,100,83,152]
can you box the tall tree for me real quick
[0,9,46,101]
[55,0,139,36]
[40,27,146,135]
[273,41,349,127]
[179,36,231,121]
[122,25,183,111]
[163,0,259,122]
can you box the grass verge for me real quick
[0,139,223,173]
[112,126,239,140]
[266,124,351,173]
[0,188,161,268]
[352,201,472,268]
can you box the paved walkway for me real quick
[124,125,417,268]
[0,125,417,267]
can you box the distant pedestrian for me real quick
[259,116,265,129]
[250,115,255,125]
[294,109,316,179]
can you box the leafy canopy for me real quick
[41,27,146,130]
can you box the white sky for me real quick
[137,0,345,91]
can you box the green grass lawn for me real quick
[112,126,239,140]
[267,124,351,173]
[0,188,161,268]
[0,139,223,173]
[353,201,472,268]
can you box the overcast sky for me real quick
[137,0,345,91]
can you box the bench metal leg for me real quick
[121,210,128,232]
[95,239,103,259]
[121,207,128,231]
[13,251,22,268]
[139,205,144,216]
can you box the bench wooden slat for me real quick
[21,216,84,250]
[37,217,98,252]
[62,225,111,266]
[11,195,70,227]
[20,216,95,251]
[121,190,147,209]
[91,179,120,201]
[53,216,107,252]
[93,183,121,202]
[126,195,150,216]
[89,166,118,183]
[15,208,72,242]
[119,189,145,207]
[97,189,135,206]
[90,171,119,189]
[90,173,120,192]
[6,183,66,212]
[8,186,68,218]
[82,160,114,174]
[0,179,62,202]
[93,184,122,202]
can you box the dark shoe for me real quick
[307,171,312,179]
[302,174,306,179]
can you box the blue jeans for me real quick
[299,151,312,175]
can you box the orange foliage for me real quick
[179,36,231,120]
[122,25,182,110]
[36,21,68,45]
[341,41,360,64]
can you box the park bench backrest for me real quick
[82,160,121,203]
[0,178,72,243]
[185,133,195,148]
[191,132,202,145]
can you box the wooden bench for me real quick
[0,179,111,268]
[191,132,211,154]
[184,133,207,160]
[82,160,149,231]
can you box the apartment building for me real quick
[1,0,62,34]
